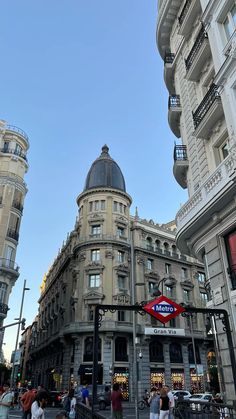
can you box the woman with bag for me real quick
[64,390,76,419]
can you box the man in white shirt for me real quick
[0,383,13,419]
[165,386,175,419]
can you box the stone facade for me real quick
[157,0,236,401]
[26,146,213,400]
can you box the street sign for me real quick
[143,296,185,324]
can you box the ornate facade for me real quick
[157,0,236,401]
[26,146,213,400]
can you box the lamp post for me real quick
[10,279,30,388]
[152,276,175,297]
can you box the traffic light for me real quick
[21,318,26,330]
[17,366,21,380]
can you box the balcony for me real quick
[7,228,19,241]
[185,25,211,81]
[0,147,28,162]
[0,258,19,272]
[193,84,224,139]
[173,145,189,189]
[178,0,202,39]
[164,52,175,94]
[12,201,23,213]
[168,95,181,138]
[0,303,9,316]
[5,125,29,147]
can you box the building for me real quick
[0,120,29,337]
[26,145,214,398]
[157,0,236,401]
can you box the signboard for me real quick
[145,327,185,336]
[143,296,185,324]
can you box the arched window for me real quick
[188,344,201,364]
[149,339,164,362]
[146,237,153,251]
[163,242,170,255]
[172,245,178,257]
[170,343,183,363]
[115,337,128,362]
[83,337,101,362]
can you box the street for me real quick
[8,405,150,419]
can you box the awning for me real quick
[78,364,103,375]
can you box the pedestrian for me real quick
[0,383,13,419]
[165,385,174,419]
[21,386,36,419]
[63,389,76,418]
[159,388,170,419]
[31,391,48,419]
[81,383,90,407]
[148,387,160,419]
[111,383,123,419]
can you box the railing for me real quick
[193,84,220,129]
[0,147,27,162]
[7,228,19,241]
[76,402,106,419]
[168,94,181,109]
[0,303,9,315]
[164,52,175,64]
[185,25,208,70]
[6,125,29,145]
[175,399,236,419]
[178,0,192,25]
[12,201,23,213]
[0,258,19,271]
[174,145,188,161]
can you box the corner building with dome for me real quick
[26,146,215,399]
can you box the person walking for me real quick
[31,391,48,419]
[0,383,13,419]
[81,383,90,407]
[63,389,76,418]
[111,383,123,419]
[21,386,36,419]
[165,385,175,419]
[159,388,170,419]
[148,387,160,419]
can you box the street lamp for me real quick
[152,276,175,297]
[10,279,30,388]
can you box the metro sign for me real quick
[143,296,185,324]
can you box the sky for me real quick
[1,1,187,361]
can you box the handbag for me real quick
[69,408,75,419]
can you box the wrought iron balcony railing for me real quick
[164,52,175,64]
[1,147,27,162]
[0,303,9,315]
[7,228,19,241]
[185,25,208,70]
[12,201,23,213]
[178,0,192,25]
[0,258,19,271]
[193,84,220,129]
[174,145,188,161]
[168,95,181,109]
[6,124,29,145]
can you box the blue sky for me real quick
[1,1,187,361]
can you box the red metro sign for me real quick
[143,296,185,324]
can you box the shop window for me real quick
[113,369,129,400]
[91,249,100,262]
[89,274,100,288]
[149,340,164,362]
[170,343,183,363]
[150,369,165,390]
[171,369,184,390]
[83,337,101,362]
[225,230,236,289]
[115,337,128,362]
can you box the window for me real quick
[0,282,7,303]
[91,225,101,236]
[197,272,205,283]
[149,340,164,362]
[113,201,118,212]
[149,282,155,294]
[83,337,101,362]
[117,227,125,237]
[118,276,126,290]
[4,245,14,267]
[101,200,105,210]
[89,202,93,212]
[200,292,208,305]
[118,311,125,322]
[94,200,99,211]
[91,249,100,262]
[165,286,173,299]
[89,274,100,288]
[181,267,187,280]
[15,143,22,156]
[146,258,153,270]
[183,289,190,303]
[170,343,183,363]
[115,337,128,361]
[223,5,236,40]
[117,251,125,263]
[3,141,9,152]
[88,306,94,321]
[214,137,229,166]
[165,263,171,274]
[119,203,123,213]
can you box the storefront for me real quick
[190,366,204,392]
[113,367,129,400]
[150,368,165,389]
[78,364,103,385]
[171,369,185,389]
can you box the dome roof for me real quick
[84,145,126,192]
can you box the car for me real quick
[188,393,213,411]
[172,390,192,400]
[47,391,63,407]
